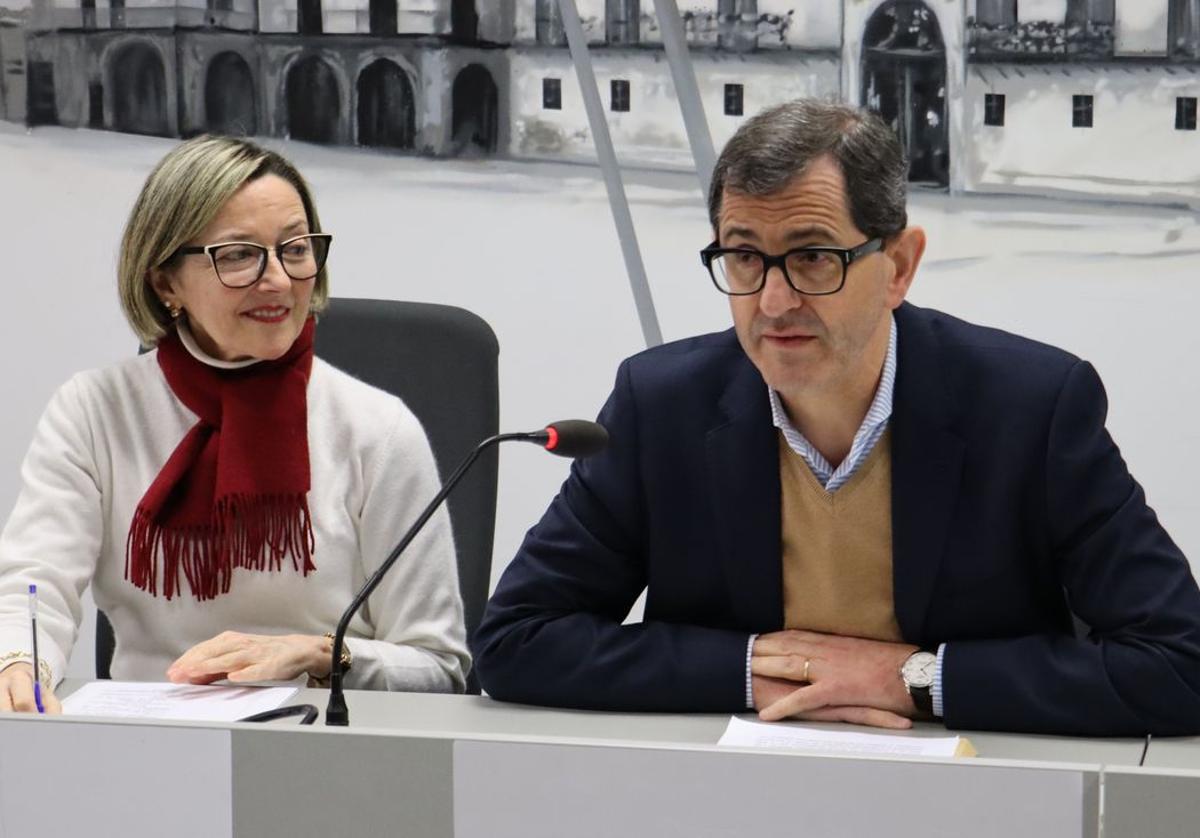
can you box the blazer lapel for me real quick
[706,358,784,632]
[891,305,966,643]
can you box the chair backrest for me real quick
[98,298,500,693]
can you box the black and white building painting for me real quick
[0,0,1195,205]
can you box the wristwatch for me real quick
[900,648,938,717]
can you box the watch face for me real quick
[902,652,937,689]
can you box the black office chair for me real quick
[98,298,500,694]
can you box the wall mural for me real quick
[1,1,1199,682]
[0,0,1196,204]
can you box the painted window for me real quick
[1072,94,1094,127]
[369,0,396,35]
[1170,0,1200,56]
[724,84,744,116]
[984,93,1006,126]
[611,79,630,112]
[543,78,562,110]
[1067,0,1115,26]
[451,0,478,41]
[607,0,640,45]
[536,0,566,46]
[718,0,758,51]
[976,0,1017,26]
[26,62,57,126]
[298,0,322,34]
[88,82,103,127]
[1177,97,1198,130]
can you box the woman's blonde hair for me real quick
[118,135,330,346]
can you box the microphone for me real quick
[523,419,609,459]
[325,420,608,725]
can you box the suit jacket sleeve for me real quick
[472,359,751,711]
[942,360,1200,735]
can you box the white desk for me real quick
[1100,736,1200,838]
[0,684,1173,838]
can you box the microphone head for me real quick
[542,420,609,458]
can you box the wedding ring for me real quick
[802,658,811,682]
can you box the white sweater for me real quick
[0,332,469,692]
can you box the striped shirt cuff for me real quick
[745,634,758,709]
[931,643,947,719]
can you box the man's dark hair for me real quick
[708,99,909,241]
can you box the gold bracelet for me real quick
[307,633,352,688]
[326,632,352,672]
[0,651,53,688]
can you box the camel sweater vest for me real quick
[779,429,902,642]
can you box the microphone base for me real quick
[325,690,349,726]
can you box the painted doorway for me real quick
[111,43,168,136]
[357,59,415,149]
[451,64,498,155]
[286,55,340,144]
[861,0,949,186]
[205,52,257,136]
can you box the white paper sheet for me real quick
[718,716,971,757]
[62,681,298,722]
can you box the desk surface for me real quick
[299,687,1151,766]
[1142,736,1200,770]
[56,680,1149,767]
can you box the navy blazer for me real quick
[474,303,1200,735]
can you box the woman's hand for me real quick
[167,631,331,685]
[0,662,62,714]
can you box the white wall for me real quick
[509,47,840,167]
[964,64,1200,206]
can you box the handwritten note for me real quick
[718,716,976,758]
[62,681,297,723]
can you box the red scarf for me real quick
[125,318,317,600]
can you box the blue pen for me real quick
[29,584,44,714]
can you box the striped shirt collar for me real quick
[768,314,898,493]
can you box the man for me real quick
[472,100,1200,735]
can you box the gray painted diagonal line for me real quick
[558,0,663,348]
[653,0,717,198]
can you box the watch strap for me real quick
[904,646,937,717]
[908,683,933,716]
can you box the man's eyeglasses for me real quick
[173,233,333,289]
[699,238,884,296]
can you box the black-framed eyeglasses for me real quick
[699,238,884,296]
[174,233,333,289]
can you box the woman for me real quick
[0,136,469,712]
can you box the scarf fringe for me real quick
[125,494,316,601]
